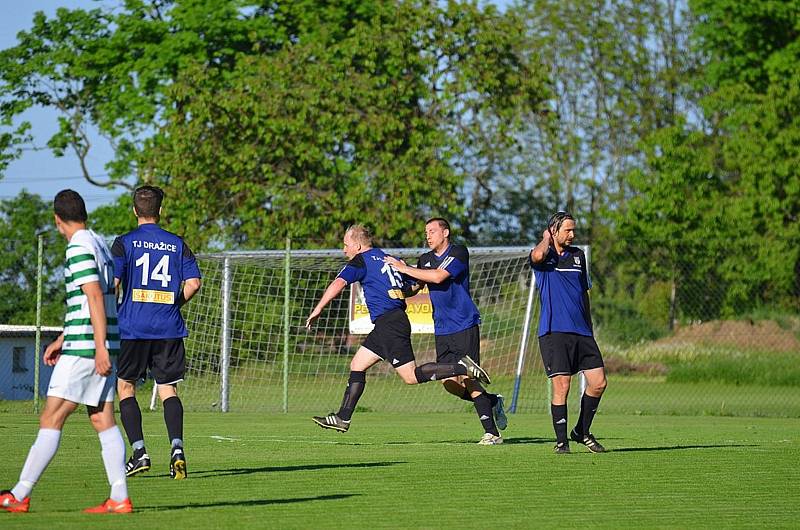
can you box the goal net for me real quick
[175,246,548,413]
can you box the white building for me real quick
[0,325,62,400]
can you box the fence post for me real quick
[34,234,44,414]
[510,267,536,413]
[220,257,232,412]
[283,237,291,413]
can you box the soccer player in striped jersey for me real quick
[112,185,202,479]
[2,190,132,514]
[305,224,491,432]
[383,218,507,445]
[530,211,607,453]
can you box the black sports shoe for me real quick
[170,447,187,480]
[312,413,350,432]
[571,429,606,453]
[125,448,151,477]
[554,442,570,454]
[458,355,492,385]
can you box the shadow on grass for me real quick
[161,461,407,479]
[609,443,757,453]
[499,437,553,445]
[380,437,553,445]
[139,493,360,512]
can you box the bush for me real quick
[593,297,668,346]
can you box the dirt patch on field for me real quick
[654,319,800,353]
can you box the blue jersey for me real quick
[530,246,592,337]
[416,244,481,335]
[112,223,202,339]
[337,248,406,322]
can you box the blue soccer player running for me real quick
[2,190,131,514]
[305,224,491,432]
[383,218,507,445]
[111,185,202,478]
[529,211,607,453]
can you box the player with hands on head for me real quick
[530,211,607,454]
[383,218,507,445]
[306,224,491,433]
[2,189,132,514]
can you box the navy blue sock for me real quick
[337,371,366,421]
[551,403,568,444]
[575,393,602,436]
[163,396,184,443]
[414,363,466,383]
[119,396,145,448]
[474,393,499,436]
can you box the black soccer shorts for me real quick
[362,308,416,368]
[538,332,604,378]
[434,325,480,365]
[118,338,186,385]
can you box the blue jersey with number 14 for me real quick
[112,223,202,339]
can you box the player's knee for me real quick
[590,377,607,395]
[117,379,136,398]
[88,410,114,432]
[158,384,178,401]
[551,378,571,395]
[40,409,68,430]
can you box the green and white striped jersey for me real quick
[62,229,120,357]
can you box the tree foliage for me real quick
[0,192,66,325]
[149,1,548,248]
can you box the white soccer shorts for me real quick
[46,355,117,407]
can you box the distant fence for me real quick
[3,237,799,417]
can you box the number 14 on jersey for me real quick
[135,253,172,288]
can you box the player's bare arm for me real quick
[82,280,111,376]
[530,227,553,264]
[179,277,202,307]
[43,332,65,366]
[306,277,348,330]
[383,256,450,284]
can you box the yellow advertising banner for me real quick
[348,283,434,334]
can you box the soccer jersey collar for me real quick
[433,244,452,260]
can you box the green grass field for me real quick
[1,409,798,528]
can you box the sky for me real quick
[0,1,123,211]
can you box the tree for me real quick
[0,0,329,188]
[1,1,548,249]
[147,1,549,248]
[615,0,800,323]
[0,191,66,325]
[493,0,696,245]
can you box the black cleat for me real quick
[458,355,492,385]
[125,448,151,477]
[170,447,187,480]
[554,442,570,454]
[312,413,350,432]
[571,429,606,453]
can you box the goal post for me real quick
[179,245,548,414]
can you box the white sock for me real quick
[98,426,129,502]
[12,428,62,501]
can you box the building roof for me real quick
[0,325,63,338]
